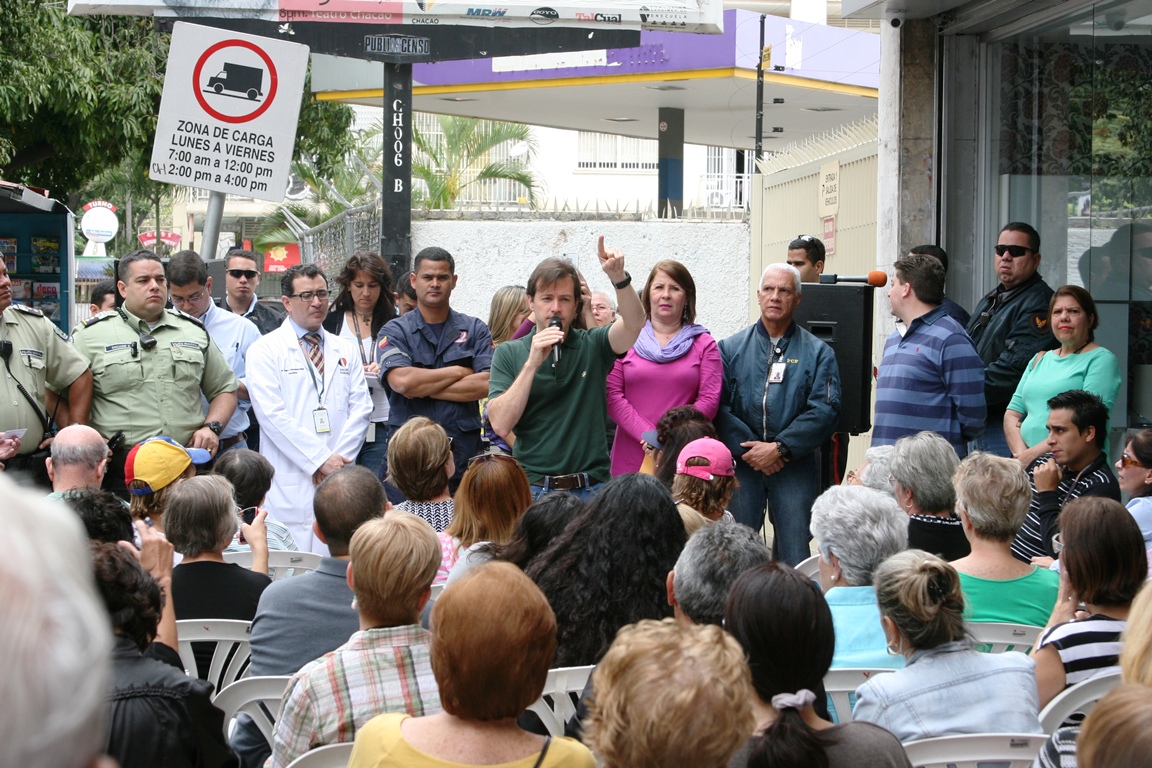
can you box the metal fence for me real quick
[290,201,380,274]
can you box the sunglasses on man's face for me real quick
[994,244,1034,258]
[228,269,259,279]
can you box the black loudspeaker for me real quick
[791,283,875,435]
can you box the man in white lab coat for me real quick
[247,263,372,553]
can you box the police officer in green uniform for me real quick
[0,260,93,486]
[72,250,238,493]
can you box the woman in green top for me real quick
[1004,285,1120,467]
[951,452,1058,626]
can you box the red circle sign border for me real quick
[192,39,279,124]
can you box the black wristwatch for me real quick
[612,272,632,290]
[776,441,792,460]
[203,421,223,436]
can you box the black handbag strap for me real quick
[529,737,552,768]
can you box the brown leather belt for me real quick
[221,433,246,450]
[533,472,591,491]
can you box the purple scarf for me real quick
[632,320,709,363]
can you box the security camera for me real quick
[1105,11,1126,31]
[884,9,905,28]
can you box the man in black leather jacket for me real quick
[966,222,1057,457]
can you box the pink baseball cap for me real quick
[675,438,735,481]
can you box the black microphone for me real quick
[548,315,563,366]
[818,271,888,287]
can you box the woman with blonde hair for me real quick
[488,285,531,348]
[388,416,455,533]
[950,452,1059,626]
[443,454,533,583]
[853,550,1043,741]
[483,286,531,451]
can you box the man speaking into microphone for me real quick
[488,237,645,500]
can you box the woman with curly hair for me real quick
[526,473,686,666]
[92,542,236,768]
[323,251,396,475]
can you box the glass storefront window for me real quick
[987,1,1152,430]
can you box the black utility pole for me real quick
[381,63,413,281]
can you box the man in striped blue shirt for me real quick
[873,253,986,456]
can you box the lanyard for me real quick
[349,311,371,366]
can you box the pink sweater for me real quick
[606,332,722,475]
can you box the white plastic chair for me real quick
[283,742,354,768]
[902,732,1046,768]
[967,622,1042,653]
[212,675,292,743]
[1039,669,1122,733]
[823,667,895,723]
[176,618,252,695]
[525,665,595,736]
[223,550,323,581]
[795,554,822,580]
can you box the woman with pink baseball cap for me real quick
[672,437,738,528]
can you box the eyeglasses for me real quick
[1120,452,1146,469]
[289,291,331,303]
[169,290,205,306]
[228,269,259,280]
[468,451,519,467]
[994,244,1035,258]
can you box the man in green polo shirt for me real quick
[488,237,644,499]
[72,250,237,494]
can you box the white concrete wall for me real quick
[409,218,751,341]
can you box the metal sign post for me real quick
[381,62,412,279]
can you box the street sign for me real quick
[149,22,308,202]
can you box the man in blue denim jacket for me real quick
[716,263,841,565]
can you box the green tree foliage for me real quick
[0,1,353,203]
[412,115,538,209]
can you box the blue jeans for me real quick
[356,424,388,476]
[530,482,603,503]
[969,414,1011,458]
[728,453,820,566]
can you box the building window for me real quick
[577,132,658,171]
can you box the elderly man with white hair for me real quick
[810,485,908,670]
[715,263,841,565]
[0,474,113,768]
[47,424,110,497]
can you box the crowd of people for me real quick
[2,221,1152,768]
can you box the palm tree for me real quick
[412,115,538,208]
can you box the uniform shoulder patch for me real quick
[82,310,117,327]
[10,303,44,317]
[1030,313,1050,333]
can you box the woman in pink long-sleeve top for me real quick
[607,260,722,475]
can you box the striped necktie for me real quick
[301,332,324,379]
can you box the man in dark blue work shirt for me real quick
[376,247,493,494]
